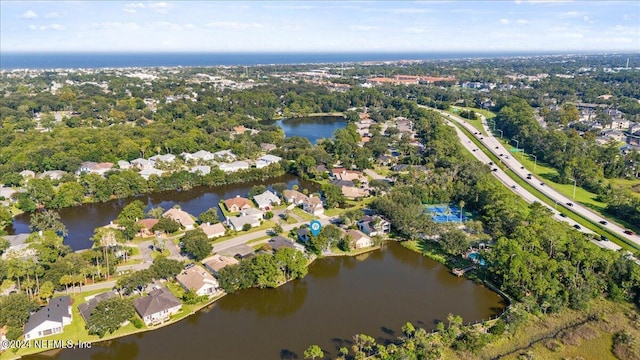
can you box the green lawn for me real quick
[448,107,488,136]
[610,178,640,199]
[291,207,314,221]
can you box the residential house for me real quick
[163,208,196,230]
[0,187,18,203]
[132,287,182,325]
[78,162,114,176]
[117,160,131,170]
[282,189,307,205]
[239,207,264,220]
[268,236,306,253]
[255,154,282,169]
[78,291,116,324]
[212,150,237,161]
[139,167,164,180]
[38,170,66,181]
[19,170,36,178]
[297,227,310,243]
[183,150,216,162]
[202,254,239,276]
[253,190,281,210]
[233,125,249,135]
[357,216,391,237]
[260,143,277,152]
[302,195,324,215]
[131,158,153,170]
[176,265,220,297]
[224,196,252,212]
[346,229,374,249]
[23,296,72,340]
[199,222,226,239]
[219,161,250,173]
[135,219,159,237]
[226,215,261,231]
[331,168,364,182]
[149,154,176,164]
[189,165,211,175]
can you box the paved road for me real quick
[431,108,639,248]
[439,113,620,251]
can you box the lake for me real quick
[9,174,318,251]
[276,115,348,144]
[42,242,506,360]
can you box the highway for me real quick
[433,109,623,251]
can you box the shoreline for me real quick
[1,245,382,359]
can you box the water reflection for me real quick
[218,281,309,317]
[276,116,347,144]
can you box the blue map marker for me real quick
[310,220,322,237]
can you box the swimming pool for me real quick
[468,252,486,266]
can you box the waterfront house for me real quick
[253,190,281,210]
[135,219,159,237]
[357,216,391,237]
[260,143,277,152]
[202,254,239,276]
[199,222,226,239]
[255,154,282,169]
[212,150,237,161]
[183,150,216,162]
[0,187,18,203]
[219,161,250,173]
[268,236,306,253]
[133,287,182,326]
[139,167,164,180]
[189,165,211,175]
[78,291,116,325]
[78,162,114,176]
[23,296,72,340]
[297,227,310,243]
[331,168,364,182]
[239,207,264,220]
[176,265,220,297]
[282,189,307,205]
[163,208,196,230]
[224,196,252,213]
[346,229,374,249]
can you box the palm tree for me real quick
[445,206,452,223]
[458,200,465,223]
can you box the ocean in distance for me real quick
[0,51,571,70]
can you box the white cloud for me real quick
[38,24,65,31]
[517,19,529,24]
[390,8,431,14]
[151,21,183,31]
[404,27,428,34]
[29,25,36,30]
[348,25,378,31]
[564,11,580,17]
[499,19,510,25]
[21,10,38,19]
[123,2,174,14]
[91,22,141,31]
[583,15,595,24]
[44,12,62,19]
[205,22,263,30]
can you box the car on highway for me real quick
[526,175,532,179]
[495,146,499,149]
[520,166,524,169]
[599,220,608,225]
[488,161,493,165]
[624,230,635,235]
[499,153,503,157]
[573,224,581,230]
[492,168,498,172]
[559,213,567,218]
[566,202,573,207]
[511,185,517,189]
[540,182,545,186]
[600,235,609,241]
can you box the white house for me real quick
[131,158,153,169]
[139,167,164,180]
[150,154,176,164]
[176,265,220,297]
[357,216,391,237]
[199,222,226,239]
[19,170,36,178]
[219,161,250,173]
[253,190,281,210]
[38,170,66,181]
[163,208,196,230]
[346,229,374,249]
[226,215,261,231]
[117,160,131,170]
[212,150,237,161]
[239,207,264,220]
[183,150,216,162]
[133,287,182,326]
[255,154,282,169]
[23,296,72,340]
[189,165,211,175]
[302,195,324,215]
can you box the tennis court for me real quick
[424,204,469,223]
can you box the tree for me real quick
[30,210,68,236]
[248,185,267,197]
[273,223,284,235]
[274,248,308,281]
[146,206,165,219]
[440,229,469,256]
[52,182,84,208]
[38,281,55,301]
[242,223,252,231]
[272,182,288,195]
[0,237,10,256]
[0,293,39,339]
[86,297,135,338]
[150,257,183,279]
[321,183,344,208]
[0,205,13,229]
[304,344,323,360]
[152,217,181,233]
[180,229,211,261]
[199,207,219,224]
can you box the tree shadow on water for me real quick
[381,326,396,336]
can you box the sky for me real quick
[1,1,639,53]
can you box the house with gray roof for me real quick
[132,287,182,325]
[226,214,261,231]
[219,161,250,173]
[78,291,116,324]
[24,296,72,340]
[149,154,176,164]
[255,154,282,169]
[268,236,306,253]
[253,190,281,210]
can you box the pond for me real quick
[276,115,348,144]
[8,174,318,251]
[44,242,506,360]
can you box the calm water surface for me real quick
[38,242,505,360]
[276,116,347,144]
[9,174,317,250]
